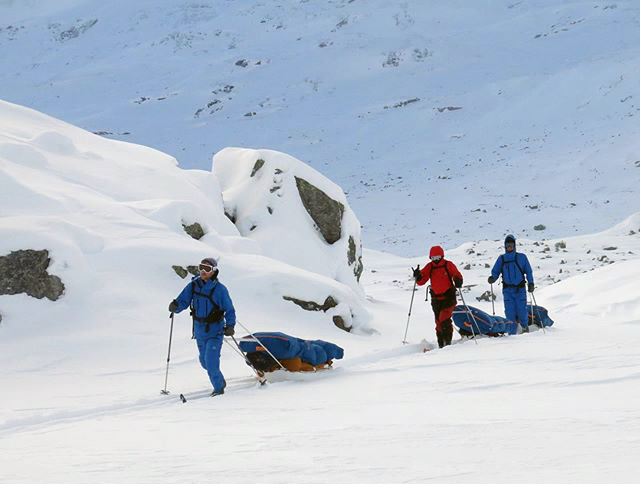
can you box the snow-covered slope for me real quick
[2,0,640,254]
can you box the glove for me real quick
[454,279,463,289]
[528,283,535,293]
[412,267,422,281]
[224,326,235,336]
[168,300,178,313]
[487,276,495,284]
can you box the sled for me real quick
[237,332,344,374]
[452,304,554,336]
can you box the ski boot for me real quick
[210,379,227,397]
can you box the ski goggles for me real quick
[199,264,215,273]
[505,243,515,250]
[430,255,442,262]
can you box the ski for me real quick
[176,376,263,403]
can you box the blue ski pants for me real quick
[503,286,528,333]
[195,332,225,392]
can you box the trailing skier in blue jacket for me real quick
[487,235,535,334]
[168,257,236,396]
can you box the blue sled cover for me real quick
[238,332,344,365]
[452,305,554,336]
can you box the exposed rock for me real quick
[182,222,205,240]
[534,224,546,231]
[187,265,199,275]
[332,315,352,332]
[475,290,496,302]
[250,158,265,177]
[464,264,471,270]
[384,98,420,110]
[436,106,463,113]
[0,249,65,301]
[555,241,567,251]
[347,237,356,265]
[282,295,338,312]
[603,246,617,251]
[224,211,236,224]
[172,265,188,278]
[348,236,364,281]
[295,176,344,244]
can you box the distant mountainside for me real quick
[2,0,640,253]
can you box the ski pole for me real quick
[234,321,288,371]
[161,312,175,395]
[403,268,419,344]
[531,292,546,334]
[490,283,495,316]
[456,287,478,345]
[529,293,534,330]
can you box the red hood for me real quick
[429,246,444,258]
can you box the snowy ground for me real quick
[2,226,640,483]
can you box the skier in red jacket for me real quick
[413,246,463,348]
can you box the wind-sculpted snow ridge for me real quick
[1,1,639,253]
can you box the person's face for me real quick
[199,263,215,280]
[505,242,515,252]
[430,255,442,264]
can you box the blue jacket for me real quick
[174,276,236,327]
[491,251,534,287]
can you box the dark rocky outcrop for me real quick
[250,158,265,177]
[0,249,65,301]
[332,315,352,332]
[348,236,363,281]
[187,265,199,275]
[172,265,188,279]
[282,295,352,332]
[294,176,344,244]
[224,211,236,224]
[282,295,338,312]
[475,290,496,303]
[182,222,205,240]
[172,265,199,278]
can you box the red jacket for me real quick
[416,259,463,297]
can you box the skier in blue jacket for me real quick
[168,257,236,396]
[488,235,535,333]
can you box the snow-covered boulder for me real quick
[213,148,364,293]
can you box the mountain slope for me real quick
[2,1,640,253]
